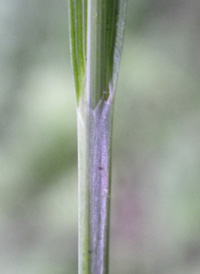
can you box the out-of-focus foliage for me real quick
[1,0,200,273]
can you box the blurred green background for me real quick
[1,0,200,273]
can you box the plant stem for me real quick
[78,97,113,274]
[78,1,115,272]
[69,0,127,273]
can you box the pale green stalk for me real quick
[69,1,127,273]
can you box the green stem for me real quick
[69,0,127,273]
[77,1,115,272]
[78,96,114,274]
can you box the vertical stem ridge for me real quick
[78,105,90,273]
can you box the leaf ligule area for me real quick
[69,0,126,106]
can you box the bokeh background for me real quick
[1,0,200,273]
